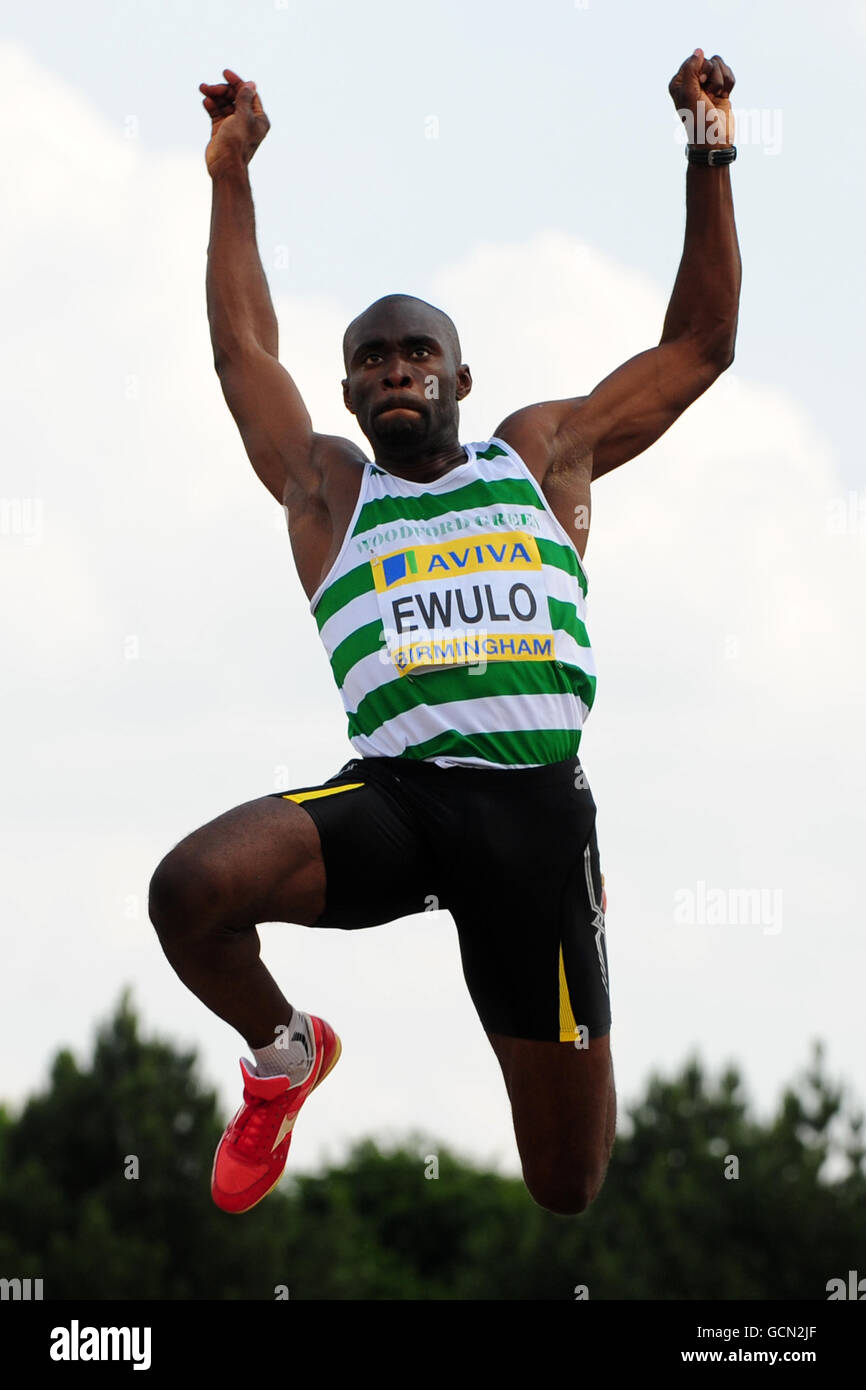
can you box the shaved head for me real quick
[342,293,462,373]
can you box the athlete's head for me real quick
[341,294,472,456]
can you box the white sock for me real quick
[252,1010,314,1084]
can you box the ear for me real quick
[456,364,473,402]
[341,377,356,415]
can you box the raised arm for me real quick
[201,70,323,505]
[495,49,742,483]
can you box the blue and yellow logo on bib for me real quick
[380,547,419,586]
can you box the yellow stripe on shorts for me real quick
[280,782,365,803]
[559,944,578,1042]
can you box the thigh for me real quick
[150,791,328,928]
[447,780,611,1044]
[152,757,432,931]
[269,757,437,929]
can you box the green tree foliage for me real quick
[0,992,285,1299]
[0,997,863,1299]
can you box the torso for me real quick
[286,424,592,603]
[306,431,596,769]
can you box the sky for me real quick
[2,0,865,1186]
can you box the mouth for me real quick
[375,400,424,419]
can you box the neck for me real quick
[373,440,467,483]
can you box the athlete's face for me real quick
[341,302,471,455]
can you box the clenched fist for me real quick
[199,68,271,178]
[669,48,735,147]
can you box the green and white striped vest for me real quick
[310,436,596,769]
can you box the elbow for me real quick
[712,314,739,372]
[691,308,738,375]
[210,333,228,375]
[704,332,736,374]
[211,342,244,375]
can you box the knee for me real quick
[148,848,230,944]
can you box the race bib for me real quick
[371,530,557,676]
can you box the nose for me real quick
[379,353,413,389]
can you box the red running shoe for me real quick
[211,1015,342,1214]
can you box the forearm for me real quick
[660,162,742,362]
[207,163,278,365]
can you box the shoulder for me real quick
[312,432,368,474]
[304,433,368,498]
[285,433,369,533]
[492,398,592,483]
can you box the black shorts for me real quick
[269,755,611,1043]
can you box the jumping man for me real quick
[149,49,740,1216]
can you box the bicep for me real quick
[214,343,318,504]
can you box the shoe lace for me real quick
[231,1088,289,1158]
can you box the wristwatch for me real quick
[686,144,737,166]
